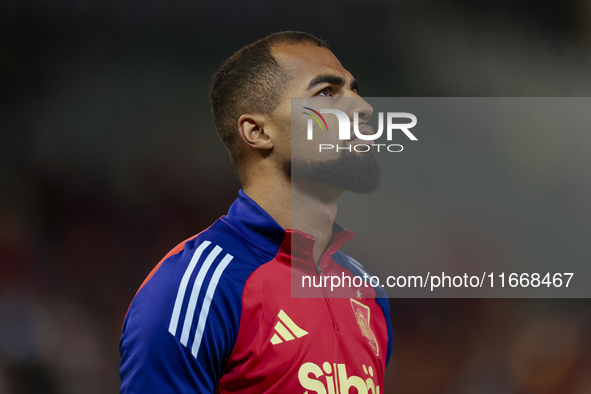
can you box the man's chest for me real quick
[218,262,388,394]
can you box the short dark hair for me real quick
[210,31,329,182]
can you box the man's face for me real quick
[269,43,381,193]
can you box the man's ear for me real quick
[237,114,275,151]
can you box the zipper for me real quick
[321,282,339,332]
[292,228,354,334]
[316,251,339,332]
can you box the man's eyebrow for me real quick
[306,74,359,93]
[307,74,345,90]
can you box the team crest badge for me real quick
[350,298,379,356]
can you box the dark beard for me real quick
[284,150,381,194]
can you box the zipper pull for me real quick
[316,266,323,275]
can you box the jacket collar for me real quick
[221,189,354,260]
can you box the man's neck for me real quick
[243,180,342,264]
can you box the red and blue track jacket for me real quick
[120,190,392,393]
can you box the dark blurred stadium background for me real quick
[1,0,591,392]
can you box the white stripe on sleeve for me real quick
[179,245,222,346]
[347,255,365,272]
[191,253,234,358]
[168,241,211,336]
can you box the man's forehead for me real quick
[271,43,353,89]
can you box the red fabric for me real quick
[218,231,388,394]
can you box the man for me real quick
[119,31,392,393]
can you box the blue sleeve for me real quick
[119,236,254,393]
[375,296,393,365]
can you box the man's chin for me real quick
[286,152,381,194]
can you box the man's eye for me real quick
[317,88,332,97]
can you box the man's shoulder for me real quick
[134,218,265,302]
[122,218,271,334]
[167,219,262,271]
[119,219,262,392]
[333,250,371,277]
[333,250,388,300]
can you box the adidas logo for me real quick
[270,310,308,345]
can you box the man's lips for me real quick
[348,124,375,143]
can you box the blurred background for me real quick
[1,0,591,392]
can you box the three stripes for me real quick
[168,241,234,358]
[167,240,314,356]
[346,255,367,275]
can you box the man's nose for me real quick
[347,97,374,123]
